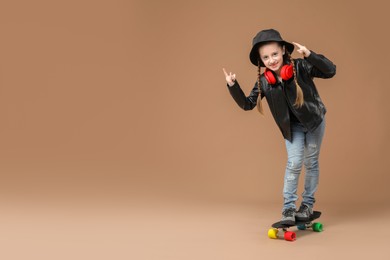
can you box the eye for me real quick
[272,52,278,56]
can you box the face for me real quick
[259,42,285,73]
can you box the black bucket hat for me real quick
[249,29,294,67]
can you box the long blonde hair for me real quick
[256,49,304,115]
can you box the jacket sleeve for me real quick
[226,80,262,111]
[303,50,336,79]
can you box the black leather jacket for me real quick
[227,51,336,141]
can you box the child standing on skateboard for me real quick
[223,29,336,225]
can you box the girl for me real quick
[223,29,336,225]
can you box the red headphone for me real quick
[264,64,294,84]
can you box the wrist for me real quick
[227,80,235,87]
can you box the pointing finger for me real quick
[292,42,302,48]
[223,68,228,77]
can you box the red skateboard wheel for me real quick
[284,231,296,241]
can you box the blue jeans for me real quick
[283,118,326,210]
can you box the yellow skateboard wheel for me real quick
[268,228,278,239]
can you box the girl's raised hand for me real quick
[223,68,236,86]
[292,42,311,58]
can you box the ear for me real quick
[282,45,286,55]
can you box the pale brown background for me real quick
[0,0,389,259]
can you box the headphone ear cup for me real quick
[264,69,276,84]
[281,64,293,80]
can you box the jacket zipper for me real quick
[283,81,308,129]
[270,85,280,130]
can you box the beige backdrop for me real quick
[1,1,390,259]
[0,0,389,206]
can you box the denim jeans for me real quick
[283,118,326,210]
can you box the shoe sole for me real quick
[279,220,296,226]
